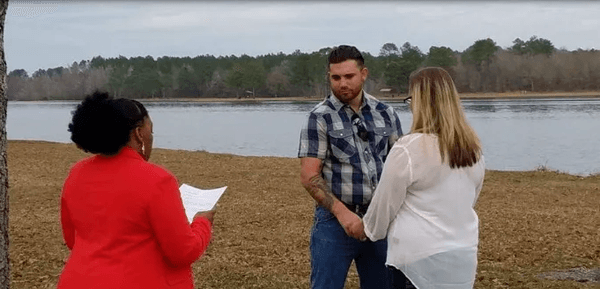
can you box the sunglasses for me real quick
[351,114,369,141]
[403,96,412,104]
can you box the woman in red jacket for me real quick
[58,91,214,289]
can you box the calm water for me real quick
[6,98,600,175]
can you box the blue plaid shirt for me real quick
[298,91,403,206]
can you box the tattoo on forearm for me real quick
[306,175,335,210]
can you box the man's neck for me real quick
[348,90,364,113]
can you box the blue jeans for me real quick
[388,266,415,289]
[310,206,391,289]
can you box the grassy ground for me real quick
[7,141,600,288]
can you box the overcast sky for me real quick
[6,1,600,75]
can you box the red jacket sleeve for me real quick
[61,168,77,250]
[147,174,212,267]
[60,195,75,250]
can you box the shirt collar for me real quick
[328,90,374,113]
[97,146,145,161]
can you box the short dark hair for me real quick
[68,91,149,155]
[328,45,365,67]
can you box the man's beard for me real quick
[333,87,360,101]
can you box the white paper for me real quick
[179,184,227,223]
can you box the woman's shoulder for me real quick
[136,160,176,181]
[396,133,437,148]
[127,161,180,197]
[68,154,98,173]
[393,133,441,168]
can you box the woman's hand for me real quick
[193,210,216,224]
[336,210,365,240]
[357,228,367,242]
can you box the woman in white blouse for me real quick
[361,67,485,289]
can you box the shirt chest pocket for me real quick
[328,128,357,160]
[373,126,393,139]
[373,126,394,157]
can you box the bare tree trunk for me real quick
[0,1,10,287]
[530,78,534,92]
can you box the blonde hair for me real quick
[409,67,482,168]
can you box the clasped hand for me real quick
[193,210,216,224]
[337,210,367,241]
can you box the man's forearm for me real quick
[305,174,337,211]
[304,174,364,239]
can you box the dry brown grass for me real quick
[7,141,600,288]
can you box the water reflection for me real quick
[7,98,600,175]
[8,101,78,109]
[464,102,497,113]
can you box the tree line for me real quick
[7,36,600,100]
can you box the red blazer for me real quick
[58,147,212,289]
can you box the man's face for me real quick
[328,60,368,104]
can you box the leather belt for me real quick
[345,203,369,217]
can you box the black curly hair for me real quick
[328,45,365,68]
[68,91,149,155]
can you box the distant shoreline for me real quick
[458,90,600,100]
[7,91,600,103]
[141,90,600,103]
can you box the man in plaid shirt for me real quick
[298,45,404,289]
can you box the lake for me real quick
[6,98,600,176]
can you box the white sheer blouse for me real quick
[363,133,485,288]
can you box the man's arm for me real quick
[300,157,365,239]
[300,157,336,210]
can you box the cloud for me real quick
[5,1,600,74]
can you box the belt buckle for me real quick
[354,204,365,217]
[345,203,366,217]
